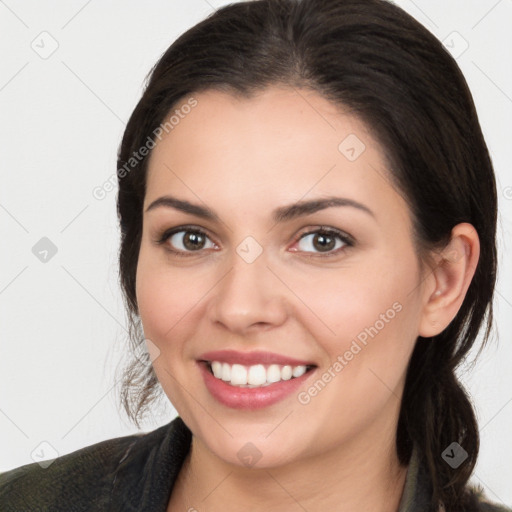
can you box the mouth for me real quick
[197,354,318,410]
[200,360,317,388]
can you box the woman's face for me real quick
[136,87,432,468]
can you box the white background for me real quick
[1,0,511,506]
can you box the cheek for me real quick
[287,258,421,442]
[135,251,212,413]
[287,250,421,368]
[135,251,204,351]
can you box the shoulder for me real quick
[401,445,511,512]
[0,418,187,512]
[462,484,512,512]
[0,433,136,511]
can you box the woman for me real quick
[1,0,510,510]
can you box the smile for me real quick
[206,361,313,387]
[197,350,317,409]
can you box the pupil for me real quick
[184,232,205,250]
[313,233,335,252]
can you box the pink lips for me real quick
[197,350,317,410]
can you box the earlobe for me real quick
[418,223,480,338]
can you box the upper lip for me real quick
[198,350,316,367]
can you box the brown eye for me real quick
[296,229,350,254]
[168,229,215,252]
[312,233,336,252]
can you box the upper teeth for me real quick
[209,361,309,387]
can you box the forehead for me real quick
[144,87,407,226]
[147,87,374,177]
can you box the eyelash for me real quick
[155,225,355,258]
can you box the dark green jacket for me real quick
[0,416,510,511]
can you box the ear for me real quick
[418,223,480,337]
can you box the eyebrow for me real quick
[273,197,375,222]
[145,195,375,222]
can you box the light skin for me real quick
[134,87,480,512]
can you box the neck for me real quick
[168,415,409,512]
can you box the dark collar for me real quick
[109,416,191,511]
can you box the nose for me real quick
[206,252,289,335]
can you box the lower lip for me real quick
[198,362,315,410]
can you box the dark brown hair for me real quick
[114,1,497,509]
